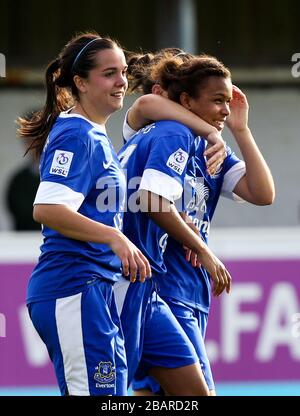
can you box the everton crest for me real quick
[94,361,115,383]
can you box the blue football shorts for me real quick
[28,279,127,396]
[132,296,215,393]
[114,277,199,387]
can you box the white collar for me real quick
[59,110,107,135]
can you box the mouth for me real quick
[111,91,124,99]
[214,120,225,130]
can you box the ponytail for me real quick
[126,52,156,94]
[17,57,73,159]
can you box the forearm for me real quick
[129,94,217,137]
[139,191,205,251]
[233,127,275,204]
[33,204,117,244]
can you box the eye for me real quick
[105,71,115,77]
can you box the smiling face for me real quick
[78,46,128,119]
[182,76,233,131]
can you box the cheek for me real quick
[91,77,111,92]
[191,103,209,119]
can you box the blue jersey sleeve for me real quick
[221,145,246,199]
[140,133,194,202]
[41,135,93,194]
[34,134,93,211]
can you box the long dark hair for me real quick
[150,54,231,104]
[18,32,119,159]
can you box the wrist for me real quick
[232,125,251,139]
[205,126,219,139]
[102,226,121,245]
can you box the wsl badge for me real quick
[94,361,115,383]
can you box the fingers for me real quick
[225,268,232,293]
[122,249,152,283]
[204,142,225,158]
[185,247,201,268]
[190,251,198,268]
[206,156,225,176]
[136,250,152,282]
[128,257,138,283]
[185,248,191,263]
[211,265,232,296]
[204,143,227,176]
[231,85,248,106]
[122,259,129,277]
[205,147,227,164]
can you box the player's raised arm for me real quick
[226,85,275,205]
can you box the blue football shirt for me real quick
[27,112,126,303]
[160,137,246,312]
[118,120,196,275]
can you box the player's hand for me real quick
[204,131,227,176]
[108,229,152,283]
[226,85,249,133]
[181,213,202,268]
[196,244,232,296]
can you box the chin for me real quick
[215,123,224,132]
[109,103,123,114]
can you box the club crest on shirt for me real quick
[186,177,210,213]
[94,361,115,383]
[166,148,188,175]
[50,150,74,177]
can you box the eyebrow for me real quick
[212,92,232,99]
[102,65,128,72]
[212,92,230,97]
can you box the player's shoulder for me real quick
[53,113,107,146]
[154,120,194,136]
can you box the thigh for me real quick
[116,278,154,386]
[28,299,68,395]
[80,280,127,396]
[109,290,128,396]
[28,280,127,396]
[138,295,209,395]
[166,299,215,391]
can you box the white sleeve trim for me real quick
[34,181,85,211]
[139,168,183,202]
[221,161,246,201]
[122,108,137,142]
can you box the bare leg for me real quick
[133,389,157,396]
[149,362,210,396]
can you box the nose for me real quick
[221,102,230,117]
[116,73,127,88]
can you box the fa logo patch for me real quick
[94,361,115,383]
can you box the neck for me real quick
[72,101,108,126]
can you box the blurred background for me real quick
[0,0,300,396]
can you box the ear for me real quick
[180,92,192,110]
[73,75,87,93]
[151,83,164,96]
